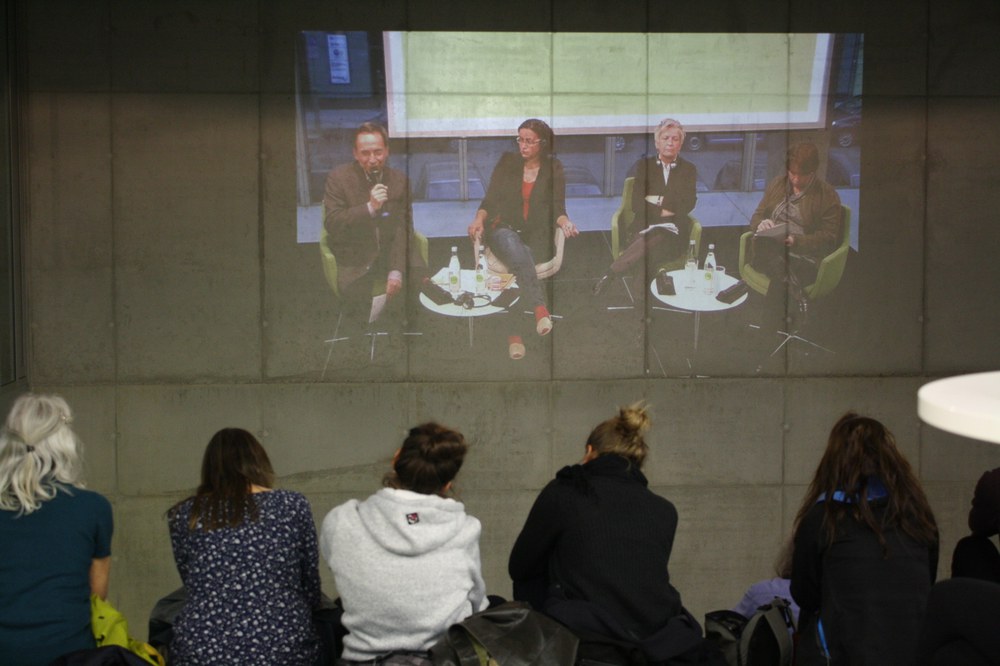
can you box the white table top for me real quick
[419,268,519,318]
[918,371,1000,444]
[650,268,748,312]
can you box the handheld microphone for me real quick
[369,167,389,217]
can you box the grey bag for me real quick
[430,601,578,666]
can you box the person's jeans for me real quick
[488,227,544,308]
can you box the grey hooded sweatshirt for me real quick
[320,487,488,660]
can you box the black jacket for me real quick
[509,454,683,640]
[479,152,567,258]
[791,499,939,665]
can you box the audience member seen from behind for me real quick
[592,118,698,296]
[748,142,842,324]
[0,394,113,666]
[790,413,939,666]
[168,428,321,665]
[916,577,1000,666]
[320,423,487,664]
[509,403,712,664]
[467,118,579,360]
[951,466,1000,583]
[324,122,426,333]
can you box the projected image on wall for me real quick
[295,31,863,379]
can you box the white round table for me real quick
[650,268,748,351]
[918,371,1000,444]
[419,268,519,346]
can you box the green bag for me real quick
[91,595,165,666]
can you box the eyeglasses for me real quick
[515,137,542,146]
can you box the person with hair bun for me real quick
[320,423,487,663]
[0,394,113,666]
[790,413,939,665]
[509,402,708,663]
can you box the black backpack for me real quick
[705,598,794,666]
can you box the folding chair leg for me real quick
[321,311,347,379]
[755,327,835,373]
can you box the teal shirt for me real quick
[0,487,113,666]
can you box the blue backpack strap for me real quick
[817,477,889,505]
[817,617,831,660]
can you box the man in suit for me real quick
[593,118,698,295]
[323,122,421,331]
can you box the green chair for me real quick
[612,176,703,271]
[319,220,429,371]
[738,205,852,366]
[738,205,852,299]
[318,225,429,301]
[608,176,702,305]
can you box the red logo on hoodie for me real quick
[406,512,420,525]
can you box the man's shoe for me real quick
[592,274,611,296]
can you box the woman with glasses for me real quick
[468,118,579,360]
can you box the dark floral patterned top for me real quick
[169,489,321,665]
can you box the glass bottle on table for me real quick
[703,243,717,295]
[448,246,462,295]
[684,239,698,290]
[474,248,486,295]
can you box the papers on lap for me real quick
[755,222,804,238]
[639,222,679,236]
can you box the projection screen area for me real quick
[295,31,863,380]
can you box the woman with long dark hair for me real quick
[168,428,321,665]
[790,413,939,665]
[468,118,579,359]
[320,423,487,664]
[0,394,113,666]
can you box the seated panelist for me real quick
[593,117,698,295]
[324,122,425,331]
[467,118,579,360]
[748,142,842,314]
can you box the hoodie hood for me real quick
[352,487,471,557]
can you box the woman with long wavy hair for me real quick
[790,413,939,665]
[0,394,113,666]
[168,428,321,665]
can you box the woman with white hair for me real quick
[0,394,113,666]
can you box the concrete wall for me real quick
[15,0,1000,634]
